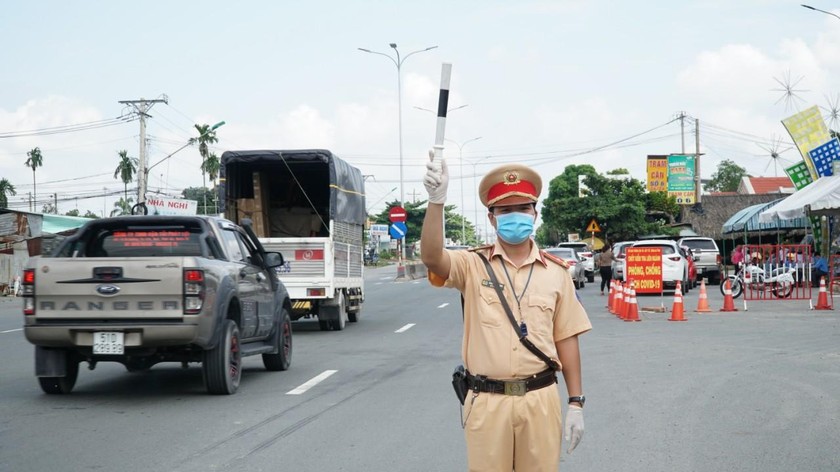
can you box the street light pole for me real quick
[358,43,437,264]
[801,4,840,20]
[445,137,482,243]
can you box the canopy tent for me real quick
[758,175,840,222]
[722,198,810,234]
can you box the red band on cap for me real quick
[487,180,537,205]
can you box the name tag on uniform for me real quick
[481,279,504,290]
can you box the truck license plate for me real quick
[93,332,124,355]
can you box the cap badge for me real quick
[503,170,521,185]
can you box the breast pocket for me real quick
[525,294,556,335]
[477,286,505,328]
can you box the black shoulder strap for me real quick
[477,253,560,371]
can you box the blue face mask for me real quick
[495,212,534,245]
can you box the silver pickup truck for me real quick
[22,215,292,395]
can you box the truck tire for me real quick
[203,320,242,395]
[263,309,292,371]
[38,352,79,395]
[329,292,347,331]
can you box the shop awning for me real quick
[759,175,840,222]
[722,198,810,234]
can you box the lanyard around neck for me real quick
[500,258,535,310]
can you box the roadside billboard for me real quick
[646,155,668,193]
[145,196,198,216]
[626,246,663,294]
[667,154,696,205]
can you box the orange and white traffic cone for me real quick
[695,280,712,313]
[720,278,738,312]
[620,282,631,320]
[814,276,833,310]
[624,282,640,322]
[669,281,687,321]
[613,281,623,316]
[608,280,616,311]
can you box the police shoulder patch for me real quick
[542,250,569,268]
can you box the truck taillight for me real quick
[22,269,35,315]
[307,288,326,297]
[716,254,722,265]
[183,269,205,314]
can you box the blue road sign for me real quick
[389,222,407,239]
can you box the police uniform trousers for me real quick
[463,384,562,471]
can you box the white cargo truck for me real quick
[220,149,365,331]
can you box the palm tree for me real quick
[24,147,43,212]
[113,150,138,203]
[201,152,221,213]
[194,124,220,214]
[110,196,134,217]
[0,178,16,209]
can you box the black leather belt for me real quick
[466,368,557,396]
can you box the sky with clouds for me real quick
[2,0,840,223]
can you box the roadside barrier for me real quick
[669,281,687,321]
[624,282,640,322]
[721,279,738,312]
[695,280,712,313]
[814,276,832,310]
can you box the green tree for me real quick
[113,150,139,203]
[706,159,748,193]
[24,147,43,211]
[0,178,16,209]
[195,124,220,214]
[82,210,99,219]
[64,209,80,217]
[539,166,675,245]
[182,186,216,215]
[111,197,134,217]
[200,152,221,213]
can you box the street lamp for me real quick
[358,43,437,264]
[137,120,225,214]
[802,4,840,20]
[445,136,482,243]
[466,155,493,244]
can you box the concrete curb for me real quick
[395,262,428,281]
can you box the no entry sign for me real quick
[389,206,407,223]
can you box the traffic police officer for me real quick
[420,153,591,471]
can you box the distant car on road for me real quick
[678,237,722,285]
[611,241,635,281]
[544,247,586,289]
[557,242,595,282]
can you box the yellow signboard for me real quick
[646,155,668,192]
[782,105,830,179]
[586,219,601,233]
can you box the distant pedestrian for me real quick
[811,252,829,287]
[597,244,615,295]
[13,275,21,297]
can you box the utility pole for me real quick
[53,193,57,214]
[679,111,686,154]
[118,96,168,206]
[408,188,421,203]
[695,118,702,204]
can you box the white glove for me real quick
[564,405,584,454]
[423,149,448,204]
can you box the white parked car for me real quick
[610,241,635,281]
[556,242,595,282]
[544,247,586,289]
[630,240,690,293]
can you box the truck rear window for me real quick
[94,229,204,257]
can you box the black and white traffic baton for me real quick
[433,63,452,160]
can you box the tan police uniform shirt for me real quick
[430,241,592,380]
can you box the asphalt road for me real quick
[1,268,838,472]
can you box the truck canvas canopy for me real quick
[219,149,366,228]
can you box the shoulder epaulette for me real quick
[468,244,493,253]
[541,250,569,268]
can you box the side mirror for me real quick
[264,251,285,268]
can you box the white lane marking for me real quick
[375,282,383,285]
[286,370,338,395]
[412,280,421,284]
[438,303,449,308]
[379,277,392,280]
[1,328,22,334]
[395,323,415,333]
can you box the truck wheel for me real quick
[329,292,347,331]
[38,353,79,395]
[318,321,330,331]
[203,320,242,395]
[348,293,360,323]
[263,309,292,371]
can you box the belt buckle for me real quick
[504,380,527,396]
